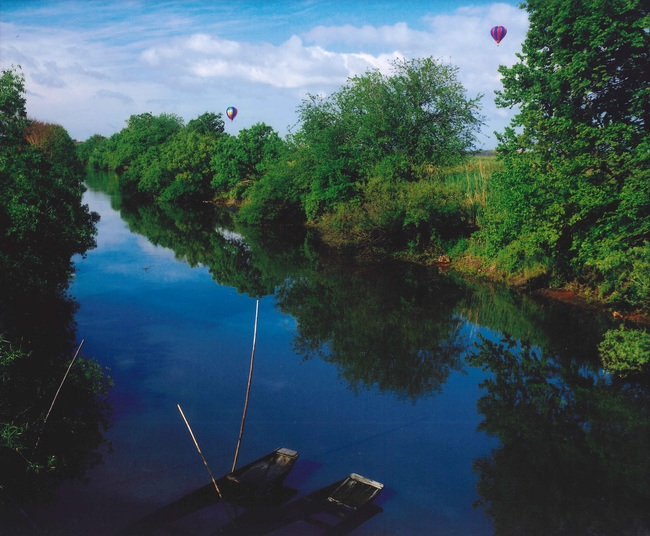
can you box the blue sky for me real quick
[1,1,527,148]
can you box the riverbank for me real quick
[449,253,650,327]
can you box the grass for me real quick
[441,155,502,228]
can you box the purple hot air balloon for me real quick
[490,25,507,46]
[226,106,238,121]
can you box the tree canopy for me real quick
[238,57,484,257]
[477,0,649,308]
[292,57,484,219]
[1,68,99,299]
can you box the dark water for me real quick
[3,170,648,536]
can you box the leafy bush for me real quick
[599,326,650,377]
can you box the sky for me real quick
[1,0,528,149]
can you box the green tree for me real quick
[295,57,483,219]
[0,68,99,298]
[0,67,28,149]
[237,140,310,225]
[186,111,225,137]
[0,68,110,497]
[599,325,650,377]
[76,133,106,166]
[478,0,649,307]
[113,112,183,172]
[158,129,218,202]
[211,122,284,199]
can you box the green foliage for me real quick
[156,129,217,202]
[0,68,111,498]
[80,111,234,203]
[477,0,650,306]
[211,122,284,199]
[443,156,497,228]
[240,57,483,256]
[111,112,184,172]
[0,67,99,297]
[292,57,483,220]
[237,157,306,225]
[76,133,106,165]
[599,325,650,377]
[0,67,28,149]
[185,111,225,137]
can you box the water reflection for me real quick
[276,261,469,401]
[98,172,472,400]
[70,169,650,535]
[0,273,112,506]
[468,336,650,535]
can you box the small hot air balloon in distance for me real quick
[490,26,507,46]
[226,106,238,121]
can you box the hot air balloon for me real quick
[490,26,507,46]
[226,106,238,121]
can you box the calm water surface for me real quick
[4,171,647,536]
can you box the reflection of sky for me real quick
[63,185,498,536]
[74,189,208,293]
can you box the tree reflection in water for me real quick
[468,336,650,535]
[1,279,113,506]
[276,260,470,401]
[89,171,650,534]
[116,189,473,401]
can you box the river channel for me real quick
[3,169,648,536]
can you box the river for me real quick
[2,169,648,536]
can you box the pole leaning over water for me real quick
[177,403,223,500]
[231,298,260,473]
[35,339,84,449]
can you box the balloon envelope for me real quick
[226,106,238,121]
[490,26,507,45]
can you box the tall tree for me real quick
[0,67,99,300]
[480,0,649,307]
[112,112,184,172]
[211,122,284,199]
[0,67,28,149]
[295,57,484,219]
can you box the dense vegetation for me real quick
[77,1,650,372]
[82,57,485,258]
[475,0,649,309]
[1,68,111,501]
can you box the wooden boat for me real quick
[115,447,299,536]
[211,472,385,535]
[117,309,384,535]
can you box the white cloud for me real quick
[0,2,528,148]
